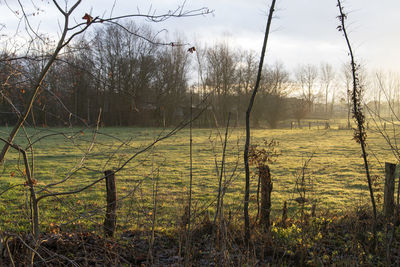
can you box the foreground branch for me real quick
[243,0,276,248]
[337,0,377,248]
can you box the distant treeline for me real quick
[1,23,354,128]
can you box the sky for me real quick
[1,0,400,76]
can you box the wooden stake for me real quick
[104,170,117,238]
[384,162,396,219]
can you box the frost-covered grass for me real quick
[0,125,395,233]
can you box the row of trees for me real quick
[1,22,398,128]
[1,23,191,127]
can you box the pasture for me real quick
[0,124,396,234]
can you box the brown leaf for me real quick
[187,46,196,53]
[82,13,93,25]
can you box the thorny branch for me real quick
[337,0,377,249]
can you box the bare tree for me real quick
[154,41,190,126]
[0,52,25,126]
[89,23,159,126]
[291,98,311,128]
[341,63,353,128]
[295,64,318,112]
[320,62,335,115]
[237,51,258,96]
[373,71,400,118]
[259,61,290,128]
[205,42,238,125]
[236,50,258,123]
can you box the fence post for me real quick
[325,122,330,129]
[311,203,316,217]
[281,201,287,227]
[260,165,273,230]
[384,162,396,219]
[104,170,117,237]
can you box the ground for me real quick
[0,122,396,234]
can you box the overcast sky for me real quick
[1,0,399,74]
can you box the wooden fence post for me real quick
[260,165,273,230]
[384,162,396,219]
[104,170,117,238]
[311,203,316,217]
[325,122,330,129]
[281,201,287,227]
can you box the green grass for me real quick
[0,125,396,234]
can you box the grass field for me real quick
[0,124,397,234]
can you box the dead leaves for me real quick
[187,46,196,53]
[82,13,93,25]
[24,178,38,187]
